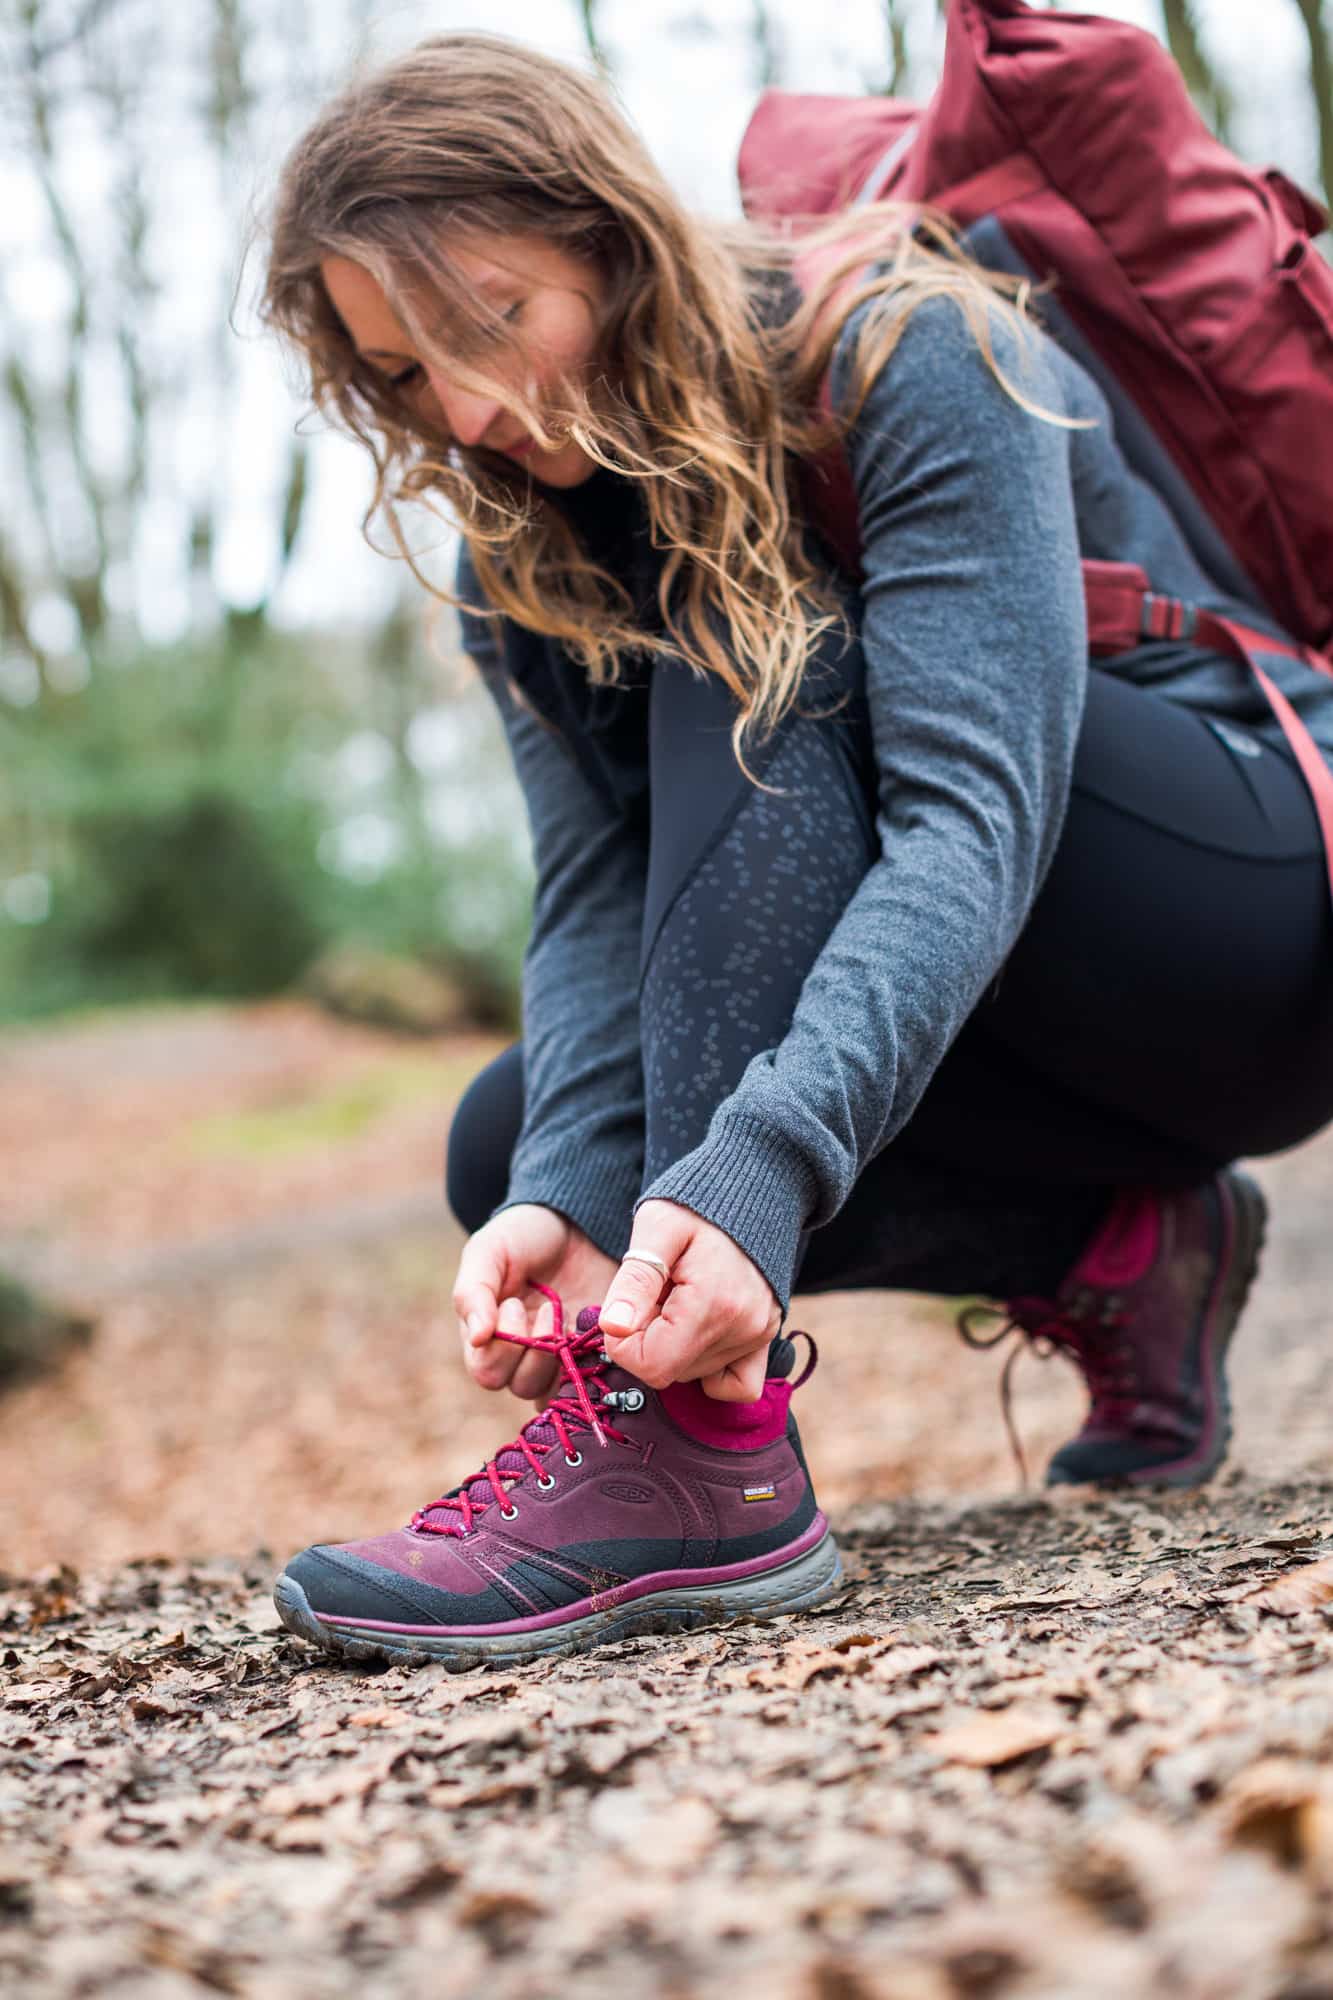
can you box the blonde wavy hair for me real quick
[260,31,1059,785]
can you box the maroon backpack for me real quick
[738,0,1333,905]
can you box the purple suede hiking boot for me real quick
[274,1285,841,1667]
[958,1168,1268,1490]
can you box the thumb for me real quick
[598,1212,687,1335]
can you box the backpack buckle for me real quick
[1139,593,1199,643]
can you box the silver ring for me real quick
[620,1248,669,1280]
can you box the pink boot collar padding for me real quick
[658,1377,793,1451]
[1071,1189,1162,1289]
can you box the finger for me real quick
[700,1346,769,1403]
[597,1263,668,1338]
[603,1292,699,1390]
[465,1336,522,1391]
[510,1350,560,1401]
[469,1295,528,1390]
[598,1217,691,1338]
[453,1238,506,1347]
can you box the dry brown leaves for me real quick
[8,1007,1333,1995]
[7,1477,1333,1999]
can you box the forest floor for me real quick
[5,1000,1333,2000]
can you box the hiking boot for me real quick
[957,1169,1267,1489]
[274,1284,841,1667]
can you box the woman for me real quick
[260,31,1333,1666]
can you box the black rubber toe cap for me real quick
[281,1545,520,1627]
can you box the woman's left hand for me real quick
[597,1198,782,1401]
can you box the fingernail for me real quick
[600,1301,633,1330]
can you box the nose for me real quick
[426,369,505,450]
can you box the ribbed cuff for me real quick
[493,1140,644,1264]
[635,1110,820,1316]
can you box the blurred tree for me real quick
[577,0,610,78]
[881,0,912,97]
[1293,0,1333,208]
[751,1,783,89]
[0,0,527,1022]
[0,0,314,688]
[1160,0,1234,144]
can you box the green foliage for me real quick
[0,1270,93,1388]
[70,791,320,998]
[0,623,530,1027]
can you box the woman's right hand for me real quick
[452,1203,622,1402]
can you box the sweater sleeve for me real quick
[454,543,648,1262]
[635,294,1088,1312]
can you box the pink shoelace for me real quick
[956,1291,1134,1489]
[410,1282,630,1538]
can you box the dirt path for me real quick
[5,1002,1333,1996]
[8,1479,1333,1999]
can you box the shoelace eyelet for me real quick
[500,1503,519,1521]
[564,1451,583,1468]
[536,1473,556,1491]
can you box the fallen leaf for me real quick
[925,1706,1065,1769]
[869,1645,944,1685]
[720,1643,877,1693]
[1243,1557,1333,1615]
[1220,1759,1333,1874]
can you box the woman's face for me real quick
[321,232,608,488]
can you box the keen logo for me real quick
[743,1484,777,1503]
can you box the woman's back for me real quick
[825,282,1333,758]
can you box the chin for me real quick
[529,445,600,488]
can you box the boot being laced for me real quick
[273,1279,842,1665]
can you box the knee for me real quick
[444,1042,524,1235]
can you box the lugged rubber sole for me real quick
[273,1529,844,1669]
[1046,1167,1268,1491]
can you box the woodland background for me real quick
[1,0,1331,1033]
[8,7,1333,1999]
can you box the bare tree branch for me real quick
[1293,0,1333,211]
[751,0,782,90]
[577,0,611,78]
[1160,0,1234,144]
[882,0,911,96]
[0,530,44,675]
[15,0,117,649]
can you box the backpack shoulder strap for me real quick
[1085,562,1333,913]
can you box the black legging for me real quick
[447,634,1333,1303]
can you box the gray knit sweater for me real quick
[456,292,1333,1315]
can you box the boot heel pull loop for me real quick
[789,1329,818,1391]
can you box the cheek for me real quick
[534,298,600,382]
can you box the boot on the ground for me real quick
[274,1285,841,1667]
[958,1169,1268,1489]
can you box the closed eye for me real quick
[384,302,523,393]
